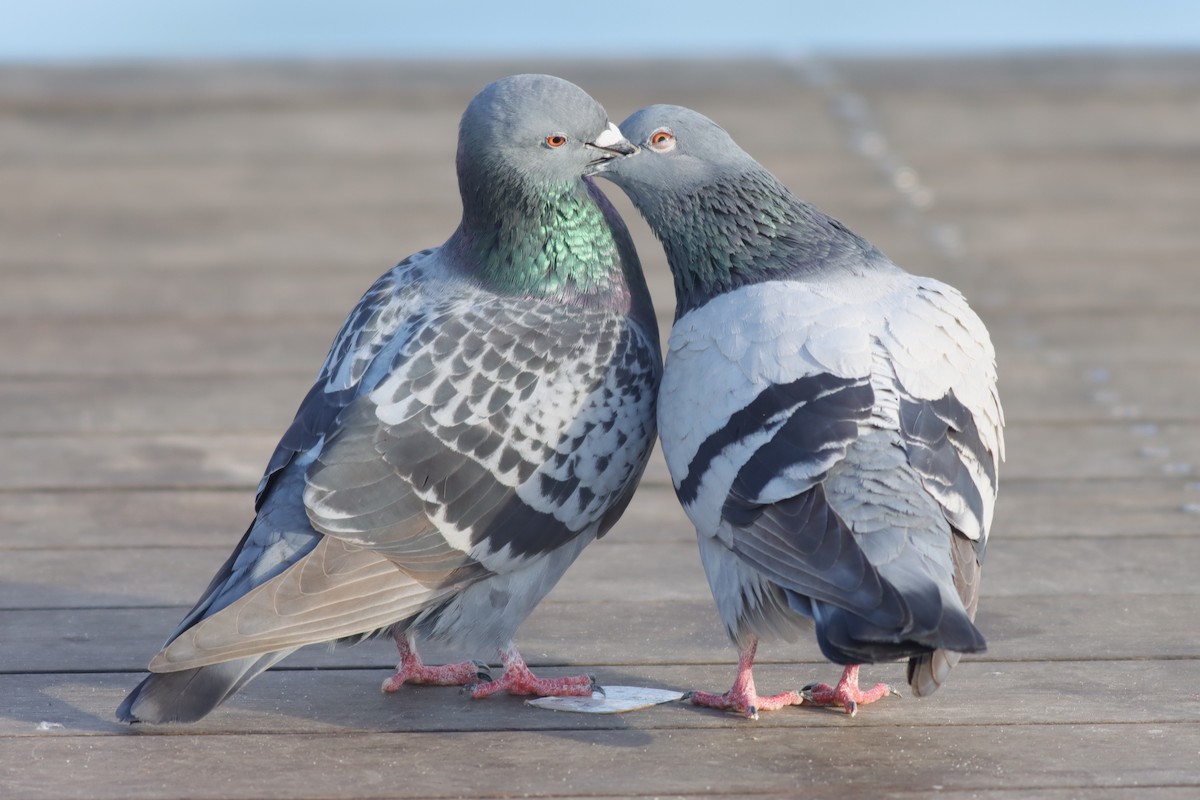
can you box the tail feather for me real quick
[907,648,963,698]
[807,554,987,668]
[116,651,293,724]
[116,535,454,724]
[907,530,985,697]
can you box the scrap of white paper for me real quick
[525,686,685,714]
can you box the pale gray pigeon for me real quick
[117,75,661,724]
[598,105,1003,717]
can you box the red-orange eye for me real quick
[545,134,567,148]
[649,130,674,147]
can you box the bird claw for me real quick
[745,705,759,721]
[464,663,595,699]
[800,669,896,715]
[472,660,492,683]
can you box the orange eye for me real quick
[545,134,567,148]
[649,130,674,148]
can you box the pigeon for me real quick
[598,105,1003,717]
[117,75,661,724]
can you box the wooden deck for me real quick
[3,54,1199,798]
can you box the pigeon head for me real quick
[457,74,635,197]
[597,105,761,207]
[450,75,641,301]
[600,104,878,313]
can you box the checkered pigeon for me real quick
[117,75,659,724]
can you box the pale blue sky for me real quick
[2,1,1198,61]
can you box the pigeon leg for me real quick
[381,633,489,692]
[466,643,597,699]
[801,664,900,716]
[687,637,802,720]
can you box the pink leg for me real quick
[467,643,597,699]
[380,634,488,693]
[688,637,803,720]
[801,664,900,716]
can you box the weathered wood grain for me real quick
[3,421,1198,492]
[3,593,1195,675]
[2,535,1195,612]
[0,476,1193,570]
[6,356,1200,438]
[3,659,1199,738]
[1,723,1197,800]
[3,477,1195,554]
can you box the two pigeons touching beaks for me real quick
[119,74,1003,725]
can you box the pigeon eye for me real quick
[545,134,567,148]
[648,130,675,151]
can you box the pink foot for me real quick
[467,644,598,699]
[688,687,803,720]
[801,664,900,716]
[380,637,488,693]
[688,638,802,720]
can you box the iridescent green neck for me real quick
[455,180,621,300]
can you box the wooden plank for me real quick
[0,318,337,377]
[992,478,1200,539]
[0,164,456,277]
[6,355,1200,437]
[2,478,1196,554]
[0,433,277,491]
[999,361,1200,424]
[858,90,1200,158]
[0,483,692,551]
[0,490,252,550]
[962,257,1200,315]
[2,534,1195,611]
[0,310,657,382]
[3,593,1195,674]
[6,303,1194,436]
[0,375,311,436]
[0,435,674,492]
[933,208,1200,263]
[4,421,1199,491]
[0,601,727,674]
[0,723,1196,800]
[0,267,383,321]
[990,311,1200,367]
[0,539,710,610]
[1003,423,1200,482]
[3,659,1199,737]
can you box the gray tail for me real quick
[907,535,985,697]
[906,648,964,697]
[116,651,292,724]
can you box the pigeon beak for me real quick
[585,122,638,174]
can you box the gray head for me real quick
[448,75,645,301]
[597,104,763,203]
[599,104,878,313]
[457,74,634,202]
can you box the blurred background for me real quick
[3,0,1200,61]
